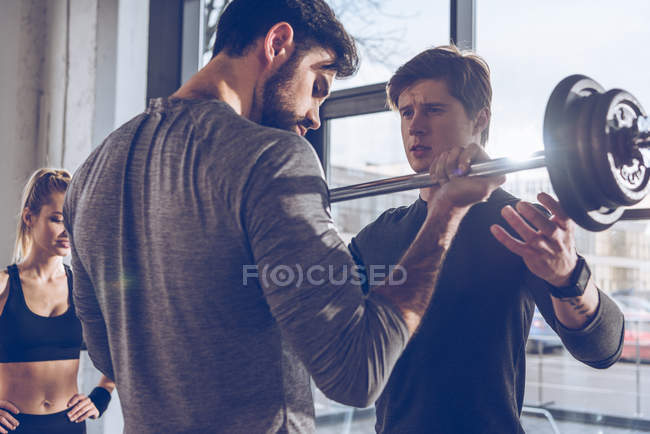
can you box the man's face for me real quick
[260,47,335,136]
[398,79,482,173]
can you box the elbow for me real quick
[318,378,379,408]
[311,342,394,408]
[305,295,408,408]
[313,353,388,408]
[585,327,625,370]
[311,354,383,408]
[88,352,115,380]
[85,341,115,380]
[586,351,621,370]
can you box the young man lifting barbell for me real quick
[348,45,625,434]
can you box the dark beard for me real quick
[259,53,309,133]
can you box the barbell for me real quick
[329,74,650,232]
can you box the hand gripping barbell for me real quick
[329,74,650,232]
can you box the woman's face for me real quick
[25,192,70,257]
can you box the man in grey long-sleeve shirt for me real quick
[63,2,505,432]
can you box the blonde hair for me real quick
[13,168,71,263]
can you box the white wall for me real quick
[0,0,150,265]
[0,0,45,266]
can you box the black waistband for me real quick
[16,408,73,424]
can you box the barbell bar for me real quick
[329,74,650,232]
[330,152,547,203]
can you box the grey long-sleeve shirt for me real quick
[63,98,408,433]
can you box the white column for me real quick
[0,0,47,266]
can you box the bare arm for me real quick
[97,375,115,393]
[66,375,116,423]
[551,280,599,329]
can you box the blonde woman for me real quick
[0,169,115,434]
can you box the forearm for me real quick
[374,200,468,336]
[88,376,114,418]
[96,375,115,393]
[551,279,599,329]
[552,288,625,368]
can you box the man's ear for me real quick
[473,107,490,137]
[262,22,294,67]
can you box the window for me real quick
[331,0,449,91]
[323,0,650,431]
[329,112,418,242]
[478,0,650,424]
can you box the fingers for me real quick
[490,224,532,257]
[484,174,507,190]
[490,222,554,255]
[458,143,484,172]
[444,146,463,179]
[428,144,507,208]
[499,205,560,254]
[0,414,19,433]
[67,395,95,422]
[514,202,558,239]
[506,200,570,248]
[0,402,19,415]
[537,192,571,229]
[0,401,20,433]
[501,205,540,241]
[431,143,486,184]
[67,394,83,408]
[70,403,99,423]
[433,149,451,183]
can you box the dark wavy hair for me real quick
[212,0,358,78]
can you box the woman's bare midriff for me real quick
[0,359,79,414]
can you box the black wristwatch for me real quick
[548,255,591,299]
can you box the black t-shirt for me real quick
[349,188,625,434]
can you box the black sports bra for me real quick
[0,264,83,363]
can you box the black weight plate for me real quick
[574,92,607,210]
[582,206,624,230]
[590,89,650,207]
[544,75,621,231]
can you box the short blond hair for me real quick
[13,168,71,263]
